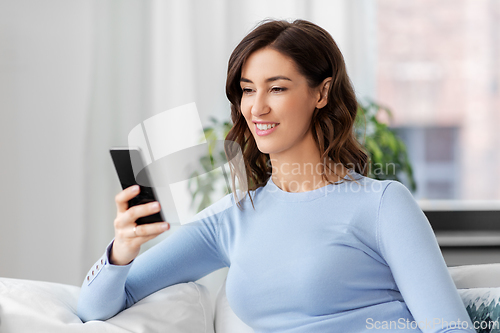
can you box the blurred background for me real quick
[0,0,499,299]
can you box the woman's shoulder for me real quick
[340,171,415,207]
[341,170,395,193]
[184,192,235,225]
[186,186,261,223]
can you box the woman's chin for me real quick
[255,143,275,155]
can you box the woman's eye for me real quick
[242,88,254,94]
[271,87,287,93]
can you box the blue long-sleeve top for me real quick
[77,171,476,332]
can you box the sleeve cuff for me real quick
[84,239,134,286]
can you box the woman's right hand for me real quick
[110,185,170,265]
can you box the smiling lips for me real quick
[255,123,277,130]
[254,122,279,136]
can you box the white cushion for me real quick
[214,277,254,333]
[0,277,214,333]
[448,263,500,289]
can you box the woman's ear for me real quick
[315,77,332,109]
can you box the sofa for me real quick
[1,264,500,333]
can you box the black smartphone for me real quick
[109,147,165,225]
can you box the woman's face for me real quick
[239,47,325,157]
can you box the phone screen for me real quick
[110,148,165,225]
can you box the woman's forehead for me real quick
[241,48,301,81]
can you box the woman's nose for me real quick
[251,92,270,116]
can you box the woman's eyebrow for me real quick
[240,76,292,83]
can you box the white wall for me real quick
[0,0,92,285]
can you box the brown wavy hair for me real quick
[224,19,368,210]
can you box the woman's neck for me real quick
[269,153,348,193]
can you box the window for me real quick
[376,0,500,201]
[395,126,460,199]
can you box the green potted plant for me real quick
[355,99,416,191]
[187,99,416,213]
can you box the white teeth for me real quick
[256,123,277,130]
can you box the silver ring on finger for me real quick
[133,226,138,237]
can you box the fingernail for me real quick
[162,223,170,230]
[132,185,139,192]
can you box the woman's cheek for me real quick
[240,97,251,115]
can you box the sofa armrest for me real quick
[448,263,500,289]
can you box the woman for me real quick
[78,19,475,332]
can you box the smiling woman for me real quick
[225,19,368,205]
[77,19,476,333]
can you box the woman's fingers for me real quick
[132,221,170,238]
[114,200,160,228]
[115,185,140,213]
[125,201,161,224]
[111,187,170,265]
